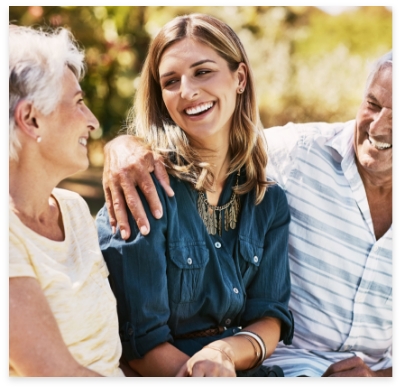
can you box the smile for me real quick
[368,136,392,150]
[79,138,87,146]
[185,102,214,116]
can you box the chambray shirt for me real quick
[262,121,392,376]
[96,171,293,361]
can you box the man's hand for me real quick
[322,356,392,377]
[102,134,174,239]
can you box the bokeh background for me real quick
[9,5,392,215]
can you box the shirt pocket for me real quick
[238,237,263,287]
[167,244,209,304]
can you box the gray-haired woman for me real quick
[9,24,125,377]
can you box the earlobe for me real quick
[14,100,40,141]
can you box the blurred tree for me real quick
[9,6,392,214]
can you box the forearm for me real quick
[209,317,281,372]
[374,367,392,377]
[128,342,189,377]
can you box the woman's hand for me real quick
[175,345,236,377]
[102,134,174,239]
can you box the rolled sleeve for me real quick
[96,179,173,360]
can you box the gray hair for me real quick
[365,50,392,94]
[9,24,85,160]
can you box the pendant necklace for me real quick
[197,171,241,236]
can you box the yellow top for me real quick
[9,188,124,377]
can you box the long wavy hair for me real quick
[127,13,270,203]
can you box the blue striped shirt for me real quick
[262,121,392,377]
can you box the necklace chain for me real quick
[197,173,241,236]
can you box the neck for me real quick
[9,159,59,220]
[357,164,392,240]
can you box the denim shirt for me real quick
[96,171,293,361]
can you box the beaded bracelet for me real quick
[203,345,235,369]
[234,330,266,366]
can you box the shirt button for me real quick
[373,245,379,253]
[253,256,258,263]
[355,295,364,303]
[187,258,192,265]
[233,287,239,294]
[215,242,222,248]
[225,318,231,325]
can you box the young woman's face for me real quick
[158,38,246,146]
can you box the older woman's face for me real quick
[158,38,246,147]
[38,68,99,177]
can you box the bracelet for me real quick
[236,334,261,370]
[234,330,266,366]
[203,345,235,369]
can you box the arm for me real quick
[102,134,174,239]
[322,356,392,377]
[9,277,102,377]
[97,180,186,377]
[128,342,189,376]
[176,317,281,377]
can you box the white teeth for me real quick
[369,137,392,150]
[79,138,87,146]
[185,102,213,115]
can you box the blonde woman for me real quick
[96,14,293,377]
[9,25,125,377]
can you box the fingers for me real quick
[154,154,174,197]
[104,187,117,235]
[322,356,370,377]
[108,181,132,240]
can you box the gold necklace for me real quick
[197,173,240,236]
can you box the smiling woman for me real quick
[96,13,294,377]
[8,25,125,377]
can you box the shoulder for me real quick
[265,121,347,144]
[52,187,91,213]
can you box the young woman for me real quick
[96,13,293,377]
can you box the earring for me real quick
[238,88,244,94]
[36,136,42,143]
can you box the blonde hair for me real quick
[128,13,269,203]
[9,24,85,161]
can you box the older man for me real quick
[102,52,392,377]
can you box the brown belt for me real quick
[174,326,226,339]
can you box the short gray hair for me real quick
[9,24,86,160]
[365,51,392,94]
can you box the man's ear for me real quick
[14,100,40,140]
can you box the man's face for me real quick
[354,64,392,180]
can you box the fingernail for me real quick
[155,210,162,219]
[121,229,127,240]
[140,226,149,235]
[112,226,116,235]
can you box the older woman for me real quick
[8,25,124,377]
[96,14,293,377]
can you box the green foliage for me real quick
[9,6,392,151]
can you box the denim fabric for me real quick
[96,171,293,361]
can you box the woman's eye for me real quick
[196,70,210,76]
[164,79,177,88]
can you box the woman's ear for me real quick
[237,62,248,91]
[14,100,40,141]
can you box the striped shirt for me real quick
[262,121,392,377]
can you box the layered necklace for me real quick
[197,172,240,236]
